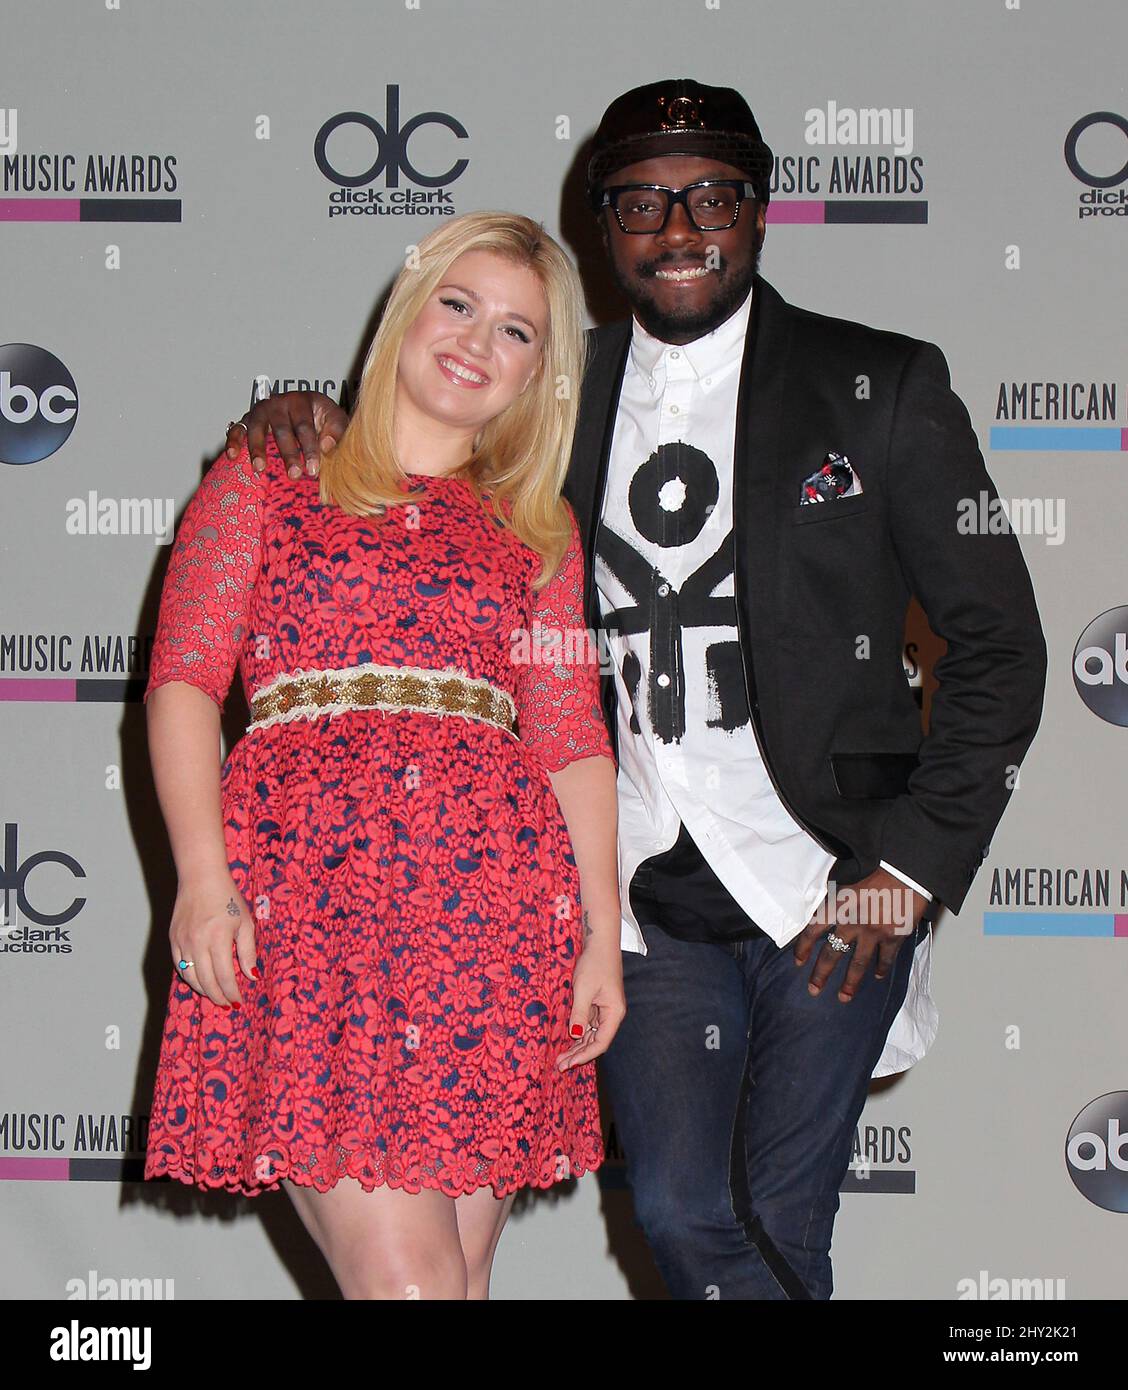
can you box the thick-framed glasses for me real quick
[596,179,757,234]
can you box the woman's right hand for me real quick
[168,873,258,1009]
[225,391,349,479]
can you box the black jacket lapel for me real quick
[565,319,632,631]
[733,273,794,677]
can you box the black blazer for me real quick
[563,273,1047,914]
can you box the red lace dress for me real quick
[143,440,615,1199]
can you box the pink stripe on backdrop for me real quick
[1115,916,1128,937]
[0,199,81,221]
[0,1157,71,1181]
[1121,428,1128,452]
[0,680,77,701]
[765,201,826,224]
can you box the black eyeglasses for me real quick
[596,179,757,234]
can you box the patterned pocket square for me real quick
[799,452,863,505]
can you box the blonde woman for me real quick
[144,213,624,1299]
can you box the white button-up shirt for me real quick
[593,285,937,1077]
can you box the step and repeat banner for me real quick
[2,0,1126,1301]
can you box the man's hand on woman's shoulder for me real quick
[225,390,349,479]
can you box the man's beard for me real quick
[609,239,762,343]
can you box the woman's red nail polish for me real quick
[570,1024,583,1038]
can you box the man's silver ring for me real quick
[227,419,248,435]
[825,932,852,954]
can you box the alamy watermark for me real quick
[956,492,1064,545]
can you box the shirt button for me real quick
[669,350,680,360]
[657,583,670,597]
[656,673,670,687]
[669,405,679,415]
[704,377,712,386]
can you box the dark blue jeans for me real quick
[599,821,920,1300]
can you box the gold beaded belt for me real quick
[247,663,518,737]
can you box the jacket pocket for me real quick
[792,494,870,525]
[829,750,919,798]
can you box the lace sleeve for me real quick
[144,444,264,710]
[513,504,616,775]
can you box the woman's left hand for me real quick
[557,936,626,1070]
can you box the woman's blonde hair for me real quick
[321,211,588,589]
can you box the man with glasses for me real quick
[228,79,1046,1299]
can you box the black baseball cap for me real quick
[587,78,774,209]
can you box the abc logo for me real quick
[1072,606,1128,727]
[0,343,79,465]
[1065,1091,1128,1212]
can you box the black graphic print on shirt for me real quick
[595,442,752,744]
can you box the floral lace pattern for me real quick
[143,441,615,1198]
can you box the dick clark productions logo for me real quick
[1073,607,1128,726]
[1066,1092,1128,1212]
[314,85,469,189]
[0,343,79,464]
[1065,111,1128,218]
